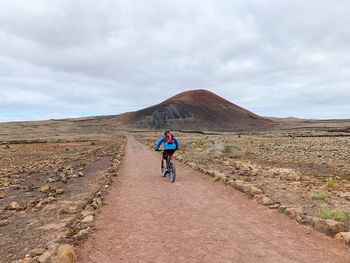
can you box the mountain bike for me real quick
[157,150,176,183]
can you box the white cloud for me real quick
[0,0,350,121]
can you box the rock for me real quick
[231,180,247,192]
[27,248,46,257]
[65,228,75,238]
[335,232,350,245]
[36,197,56,209]
[278,205,288,213]
[213,174,223,182]
[221,176,230,184]
[324,220,347,236]
[206,170,216,177]
[60,175,68,183]
[227,180,235,187]
[23,255,38,263]
[74,227,92,241]
[269,204,281,209]
[78,172,84,177]
[9,201,20,210]
[285,173,301,181]
[65,169,73,176]
[71,174,79,178]
[78,215,95,232]
[37,251,51,263]
[259,196,274,206]
[35,201,45,209]
[46,196,57,204]
[107,167,115,174]
[12,184,21,190]
[0,219,10,227]
[47,242,59,254]
[92,198,102,209]
[50,244,76,263]
[214,171,226,178]
[312,218,347,236]
[0,191,5,199]
[284,207,305,220]
[81,215,94,224]
[299,215,314,226]
[248,186,263,197]
[60,206,79,215]
[81,209,94,218]
[40,185,50,193]
[47,178,55,183]
[55,188,65,195]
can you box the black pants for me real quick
[163,150,176,159]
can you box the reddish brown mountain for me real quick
[116,89,275,131]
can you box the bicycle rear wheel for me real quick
[167,161,176,183]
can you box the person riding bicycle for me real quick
[154,130,179,162]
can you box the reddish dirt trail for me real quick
[77,136,349,263]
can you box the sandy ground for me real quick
[0,140,124,262]
[76,136,349,263]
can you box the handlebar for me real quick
[155,149,180,152]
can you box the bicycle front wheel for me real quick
[168,162,176,183]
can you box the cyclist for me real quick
[154,131,179,173]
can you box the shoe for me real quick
[161,168,166,177]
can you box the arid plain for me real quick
[0,115,349,262]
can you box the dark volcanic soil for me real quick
[114,89,275,131]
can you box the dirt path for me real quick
[77,136,349,263]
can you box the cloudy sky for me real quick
[0,0,349,121]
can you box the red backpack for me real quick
[165,132,174,144]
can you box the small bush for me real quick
[324,179,344,190]
[181,153,195,161]
[333,211,350,223]
[312,191,329,201]
[317,208,333,220]
[317,208,350,222]
[197,151,211,160]
[202,140,215,148]
[209,150,223,158]
[224,145,245,159]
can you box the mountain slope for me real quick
[116,89,275,131]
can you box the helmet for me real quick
[164,130,170,135]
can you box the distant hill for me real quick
[115,89,275,131]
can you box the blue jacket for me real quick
[155,136,179,151]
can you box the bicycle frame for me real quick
[157,150,176,183]
[160,151,171,171]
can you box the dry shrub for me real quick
[324,179,344,191]
[317,208,350,223]
[181,139,244,161]
[224,145,245,159]
[312,191,329,201]
[317,208,333,220]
